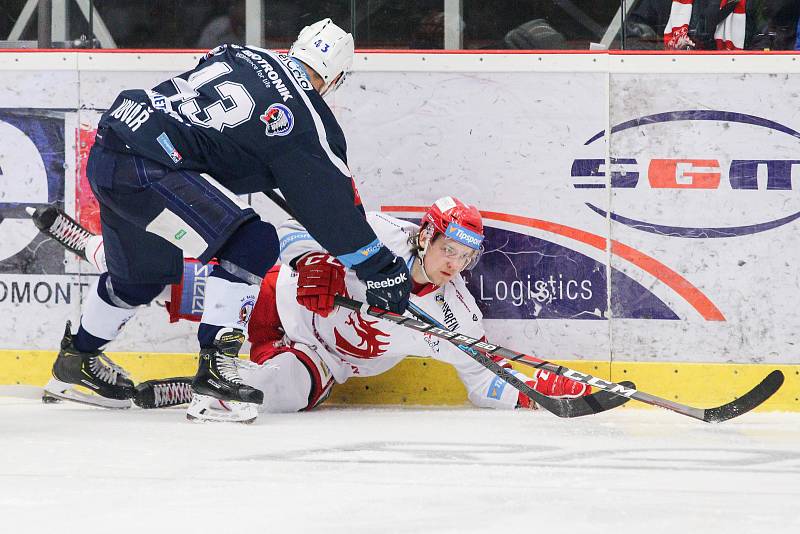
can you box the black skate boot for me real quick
[28,206,92,260]
[188,329,263,423]
[134,377,194,409]
[43,321,135,409]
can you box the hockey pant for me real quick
[238,339,333,413]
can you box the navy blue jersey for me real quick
[95,44,379,263]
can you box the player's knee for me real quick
[104,274,166,307]
[257,352,313,413]
[215,219,279,281]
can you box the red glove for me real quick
[295,252,346,317]
[517,370,592,409]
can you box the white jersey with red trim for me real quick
[276,212,530,409]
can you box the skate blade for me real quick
[186,394,258,424]
[43,378,132,410]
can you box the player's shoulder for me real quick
[365,212,417,259]
[198,44,314,101]
[368,212,417,245]
[367,211,418,231]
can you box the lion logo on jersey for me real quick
[260,103,294,136]
[333,312,390,359]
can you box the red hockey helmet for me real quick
[420,196,484,270]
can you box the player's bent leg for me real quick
[88,153,280,417]
[44,275,165,409]
[241,340,334,413]
[191,219,279,415]
[196,218,280,347]
[94,155,276,415]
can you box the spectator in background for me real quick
[503,19,567,49]
[626,0,673,49]
[409,10,445,48]
[196,1,246,49]
[488,1,616,50]
[748,0,799,50]
[626,0,799,50]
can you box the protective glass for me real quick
[436,236,482,271]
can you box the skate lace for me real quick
[48,213,92,253]
[216,356,244,384]
[153,381,193,407]
[89,354,131,385]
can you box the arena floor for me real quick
[1,390,798,533]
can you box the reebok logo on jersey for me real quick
[260,104,294,136]
[366,272,408,290]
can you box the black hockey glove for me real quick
[353,246,411,314]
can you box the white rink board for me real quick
[1,52,799,364]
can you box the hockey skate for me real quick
[133,377,193,409]
[27,206,93,260]
[187,329,263,424]
[42,322,135,409]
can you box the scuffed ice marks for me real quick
[236,441,800,474]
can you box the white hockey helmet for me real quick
[289,18,354,95]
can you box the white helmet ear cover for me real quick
[289,18,354,89]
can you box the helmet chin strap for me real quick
[319,72,346,97]
[416,232,437,285]
[416,254,436,285]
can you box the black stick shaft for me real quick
[336,296,783,423]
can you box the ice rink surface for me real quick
[1,391,799,534]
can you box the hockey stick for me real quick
[334,296,632,418]
[263,189,294,217]
[403,302,636,416]
[337,296,784,423]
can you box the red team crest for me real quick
[334,312,390,359]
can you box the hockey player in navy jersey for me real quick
[44,19,411,422]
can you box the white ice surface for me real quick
[1,392,799,534]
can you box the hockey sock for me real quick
[74,274,165,352]
[197,220,278,348]
[197,266,259,348]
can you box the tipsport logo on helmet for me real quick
[0,111,66,274]
[571,110,800,238]
[445,222,483,249]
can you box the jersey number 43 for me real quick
[171,62,256,131]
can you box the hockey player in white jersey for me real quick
[235,196,591,415]
[31,198,591,420]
